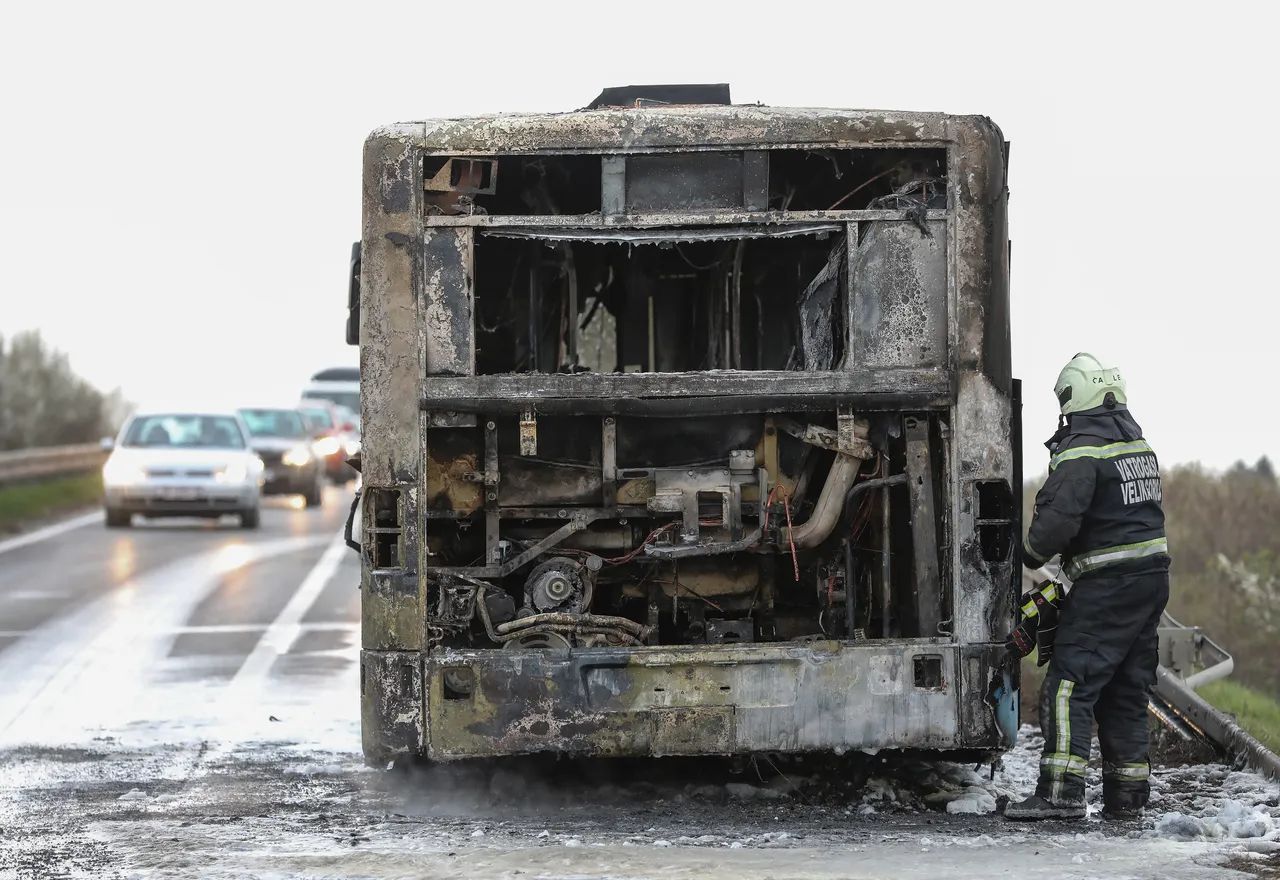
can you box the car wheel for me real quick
[303,476,324,509]
[240,506,261,529]
[105,508,131,528]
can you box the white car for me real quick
[101,411,265,529]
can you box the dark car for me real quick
[236,407,326,508]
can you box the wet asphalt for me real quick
[0,485,360,690]
[0,487,1273,879]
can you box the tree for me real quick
[0,330,130,451]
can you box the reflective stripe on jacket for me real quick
[1022,406,1170,580]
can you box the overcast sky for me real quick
[1,1,1274,474]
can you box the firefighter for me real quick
[1004,353,1171,821]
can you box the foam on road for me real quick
[0,485,1277,879]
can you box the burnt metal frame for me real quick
[416,194,959,582]
[357,107,1017,764]
[359,106,1014,652]
[419,212,953,415]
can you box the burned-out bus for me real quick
[347,84,1021,766]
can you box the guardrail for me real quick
[1157,609,1234,689]
[0,443,108,488]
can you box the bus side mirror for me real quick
[346,240,361,346]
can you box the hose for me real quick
[476,587,651,645]
[343,487,362,554]
[496,611,647,637]
[787,453,865,549]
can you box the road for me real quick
[0,488,1277,879]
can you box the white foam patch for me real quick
[1149,798,1280,842]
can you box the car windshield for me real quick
[122,414,246,449]
[238,409,309,439]
[301,407,334,430]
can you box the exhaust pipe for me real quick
[788,454,864,549]
[786,418,872,550]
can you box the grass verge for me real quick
[0,472,103,533]
[1198,679,1280,755]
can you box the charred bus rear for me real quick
[352,85,1021,765]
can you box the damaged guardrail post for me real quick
[1153,666,1280,782]
[1159,610,1236,690]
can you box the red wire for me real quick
[781,487,799,582]
[602,522,676,565]
[761,484,780,535]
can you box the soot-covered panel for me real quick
[852,220,948,370]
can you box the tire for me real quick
[240,506,261,529]
[303,476,323,509]
[105,508,131,528]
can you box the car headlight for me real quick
[216,463,249,484]
[314,436,341,457]
[283,445,312,467]
[103,461,146,485]
[343,439,361,456]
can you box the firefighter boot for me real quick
[1004,772,1086,821]
[1004,793,1087,821]
[1102,775,1149,820]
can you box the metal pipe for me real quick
[730,241,744,369]
[528,268,540,371]
[647,296,656,371]
[1184,658,1235,690]
[787,454,864,549]
[814,468,908,636]
[565,244,579,365]
[881,473,892,638]
[844,539,856,636]
[840,473,908,525]
[496,611,647,638]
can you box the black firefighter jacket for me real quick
[1022,405,1171,581]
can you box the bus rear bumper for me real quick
[360,641,1018,765]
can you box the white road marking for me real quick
[0,534,331,748]
[2,590,74,601]
[0,510,103,557]
[170,622,359,635]
[192,531,357,765]
[225,532,350,694]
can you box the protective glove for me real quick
[1007,616,1037,658]
[1005,580,1064,667]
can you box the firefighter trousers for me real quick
[1037,568,1169,810]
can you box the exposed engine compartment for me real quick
[382,403,971,660]
[354,143,1014,660]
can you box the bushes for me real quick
[0,330,130,451]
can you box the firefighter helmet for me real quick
[1054,352,1127,415]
